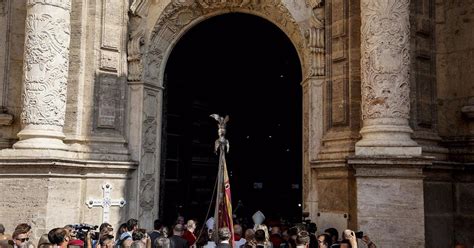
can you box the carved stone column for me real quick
[13,0,71,150]
[356,0,421,156]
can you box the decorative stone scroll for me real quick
[13,0,71,150]
[307,0,325,77]
[356,0,420,155]
[127,0,149,82]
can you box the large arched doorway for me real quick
[160,13,302,225]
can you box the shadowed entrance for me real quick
[161,13,302,225]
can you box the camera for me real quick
[355,231,363,239]
[71,224,99,241]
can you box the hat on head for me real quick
[206,217,215,230]
[252,211,265,225]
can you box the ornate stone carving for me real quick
[128,0,149,81]
[142,89,158,154]
[307,0,324,77]
[100,50,119,72]
[139,174,155,210]
[197,0,255,9]
[14,0,71,150]
[360,0,410,120]
[143,119,157,153]
[145,0,306,88]
[356,0,420,156]
[21,13,70,126]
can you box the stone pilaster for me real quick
[349,156,429,247]
[13,0,71,150]
[356,0,421,156]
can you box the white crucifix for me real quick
[86,182,126,223]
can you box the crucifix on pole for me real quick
[85,182,126,223]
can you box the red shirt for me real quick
[182,230,196,246]
[234,234,242,241]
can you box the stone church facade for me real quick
[0,0,473,247]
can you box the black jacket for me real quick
[170,235,189,248]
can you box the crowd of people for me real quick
[0,212,466,248]
[0,211,382,248]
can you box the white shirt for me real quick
[234,238,246,248]
[203,241,216,248]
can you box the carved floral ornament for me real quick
[360,0,410,120]
[134,0,309,85]
[21,13,70,126]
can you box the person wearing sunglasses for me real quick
[12,229,30,248]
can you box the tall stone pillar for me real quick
[351,1,428,247]
[13,0,71,150]
[356,0,420,156]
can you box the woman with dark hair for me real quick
[316,234,331,248]
[116,223,128,242]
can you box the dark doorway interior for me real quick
[161,13,302,226]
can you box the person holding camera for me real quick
[64,225,85,247]
[339,230,377,248]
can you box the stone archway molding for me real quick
[126,0,320,228]
[145,0,309,87]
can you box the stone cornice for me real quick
[26,0,71,11]
[0,157,137,179]
[0,112,13,126]
[348,155,433,178]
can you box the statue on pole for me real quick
[210,114,234,246]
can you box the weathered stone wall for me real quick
[424,167,455,248]
[454,170,474,246]
[311,0,361,232]
[436,0,474,161]
[0,0,137,238]
[64,0,130,161]
[0,160,135,242]
[434,1,474,246]
[0,0,25,148]
[318,0,361,161]
[354,163,425,248]
[410,0,446,159]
